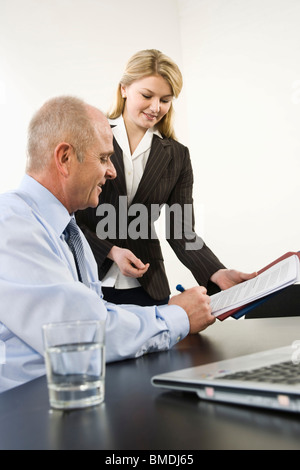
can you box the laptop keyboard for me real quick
[218,361,300,385]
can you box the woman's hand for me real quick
[210,268,257,290]
[108,246,150,278]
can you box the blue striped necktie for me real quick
[64,218,89,287]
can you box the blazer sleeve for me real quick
[165,144,226,290]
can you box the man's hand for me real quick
[168,286,215,334]
[108,246,150,278]
[210,268,257,291]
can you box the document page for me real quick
[211,255,300,317]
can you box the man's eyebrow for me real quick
[100,152,114,158]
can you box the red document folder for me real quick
[214,252,300,321]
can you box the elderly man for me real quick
[0,96,214,392]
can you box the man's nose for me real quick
[106,159,117,180]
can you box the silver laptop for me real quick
[152,344,300,413]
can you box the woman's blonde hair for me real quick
[107,49,183,140]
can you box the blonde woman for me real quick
[77,49,255,306]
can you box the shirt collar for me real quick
[109,115,162,159]
[18,175,72,237]
[109,115,162,137]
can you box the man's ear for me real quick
[54,142,74,177]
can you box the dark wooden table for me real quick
[1,317,300,450]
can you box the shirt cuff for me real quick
[156,304,190,348]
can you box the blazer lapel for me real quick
[110,136,127,196]
[131,135,172,205]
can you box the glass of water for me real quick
[42,320,105,410]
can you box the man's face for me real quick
[69,121,116,212]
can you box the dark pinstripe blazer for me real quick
[76,134,225,300]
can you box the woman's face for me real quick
[121,75,173,132]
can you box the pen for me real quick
[176,284,185,293]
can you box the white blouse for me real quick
[101,116,162,290]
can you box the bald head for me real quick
[26,96,110,174]
[85,104,113,145]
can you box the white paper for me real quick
[211,255,300,317]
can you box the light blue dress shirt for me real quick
[0,175,189,393]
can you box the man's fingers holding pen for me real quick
[168,286,215,334]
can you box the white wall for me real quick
[176,0,300,281]
[1,0,300,295]
[0,0,186,190]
